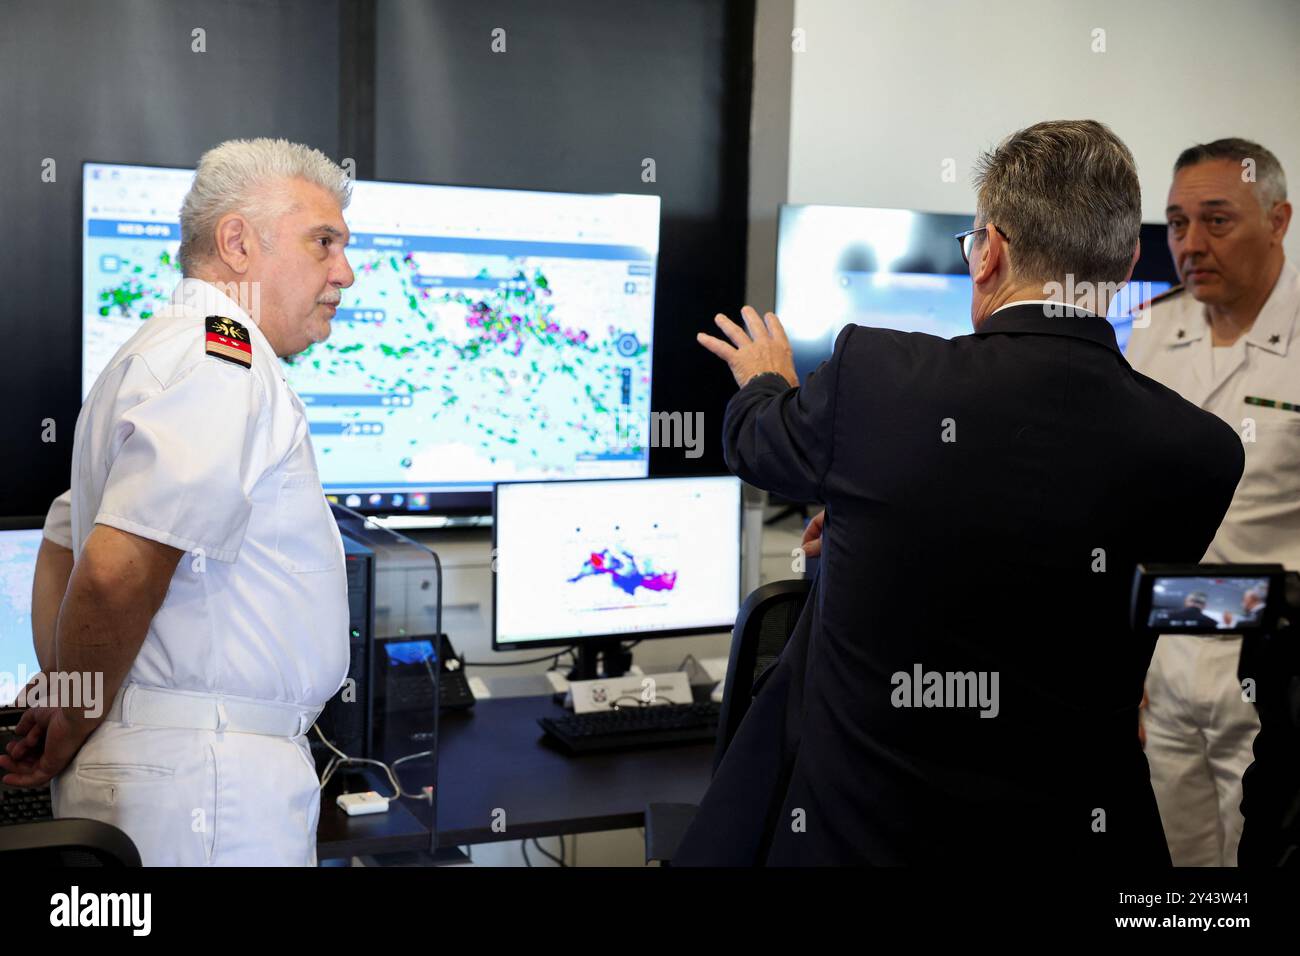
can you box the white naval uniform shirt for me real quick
[43,278,349,865]
[1127,260,1300,569]
[1127,261,1299,865]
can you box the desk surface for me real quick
[316,693,716,857]
[435,694,715,847]
[316,770,432,860]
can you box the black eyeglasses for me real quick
[954,224,1011,265]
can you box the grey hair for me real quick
[178,138,351,275]
[972,120,1140,286]
[1173,137,1288,212]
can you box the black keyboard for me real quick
[539,701,720,755]
[0,786,53,826]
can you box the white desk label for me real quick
[569,671,693,714]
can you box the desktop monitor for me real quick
[81,162,661,516]
[774,204,1179,380]
[492,476,743,673]
[0,524,44,707]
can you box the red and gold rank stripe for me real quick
[206,332,252,366]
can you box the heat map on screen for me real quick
[568,548,679,596]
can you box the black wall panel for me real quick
[0,0,752,517]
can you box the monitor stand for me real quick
[566,639,633,681]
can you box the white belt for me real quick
[106,684,322,738]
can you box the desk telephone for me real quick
[376,633,476,713]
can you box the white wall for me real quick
[785,0,1300,262]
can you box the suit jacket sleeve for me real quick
[721,325,850,503]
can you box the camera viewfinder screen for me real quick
[1147,576,1271,631]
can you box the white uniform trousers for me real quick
[1143,634,1260,866]
[51,684,324,866]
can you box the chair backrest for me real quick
[713,578,811,774]
[0,818,142,866]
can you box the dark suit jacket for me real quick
[1163,607,1219,629]
[676,303,1243,866]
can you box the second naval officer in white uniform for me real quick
[1128,137,1298,867]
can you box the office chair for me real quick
[0,818,142,867]
[644,578,812,864]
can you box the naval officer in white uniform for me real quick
[2,138,356,865]
[1127,137,1298,866]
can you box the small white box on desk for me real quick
[336,791,390,816]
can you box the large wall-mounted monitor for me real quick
[775,204,1178,381]
[81,162,661,515]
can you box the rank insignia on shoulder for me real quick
[1138,284,1184,311]
[205,315,252,369]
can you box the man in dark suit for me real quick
[686,119,1244,866]
[1163,592,1219,629]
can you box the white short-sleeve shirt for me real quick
[42,489,73,549]
[1128,260,1300,569]
[54,278,350,708]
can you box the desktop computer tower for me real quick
[313,534,375,766]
